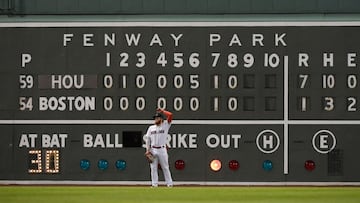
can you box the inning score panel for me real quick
[0,27,286,120]
[1,26,359,120]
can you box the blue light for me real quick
[80,159,90,171]
[115,160,127,170]
[262,160,273,171]
[98,159,108,170]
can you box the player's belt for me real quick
[152,146,165,149]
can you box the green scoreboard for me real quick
[0,22,359,184]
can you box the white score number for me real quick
[19,75,34,111]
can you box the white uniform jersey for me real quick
[145,121,171,148]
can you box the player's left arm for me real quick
[158,108,173,123]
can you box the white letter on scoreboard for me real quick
[298,53,309,67]
[170,33,183,47]
[320,135,329,149]
[83,134,93,148]
[323,53,334,67]
[348,53,357,67]
[21,53,32,68]
[63,34,73,46]
[83,34,94,47]
[209,34,221,46]
[252,34,264,47]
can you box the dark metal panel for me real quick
[78,0,101,13]
[4,0,360,15]
[288,125,360,181]
[228,0,252,13]
[250,0,274,13]
[143,0,164,14]
[185,0,207,14]
[318,0,340,13]
[33,0,58,13]
[273,0,297,13]
[0,0,9,10]
[207,0,229,14]
[100,0,122,13]
[120,0,143,14]
[295,0,318,13]
[57,0,79,14]
[164,0,187,14]
[340,0,360,13]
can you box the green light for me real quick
[262,160,273,171]
[97,159,108,170]
[80,159,90,171]
[115,160,126,170]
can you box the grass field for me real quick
[1,186,359,203]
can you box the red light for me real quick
[175,160,185,170]
[229,160,239,171]
[210,159,222,172]
[304,160,316,171]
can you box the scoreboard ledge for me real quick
[0,180,360,186]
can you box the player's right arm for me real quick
[144,127,151,153]
[157,108,173,123]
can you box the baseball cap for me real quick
[152,112,165,119]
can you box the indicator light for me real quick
[304,160,316,171]
[80,159,90,171]
[175,160,185,170]
[262,160,273,171]
[210,159,222,172]
[97,159,108,170]
[229,160,239,171]
[115,160,126,170]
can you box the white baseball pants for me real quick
[149,147,173,187]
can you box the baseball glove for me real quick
[144,151,155,163]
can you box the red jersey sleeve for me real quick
[161,110,173,123]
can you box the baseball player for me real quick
[144,108,173,187]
